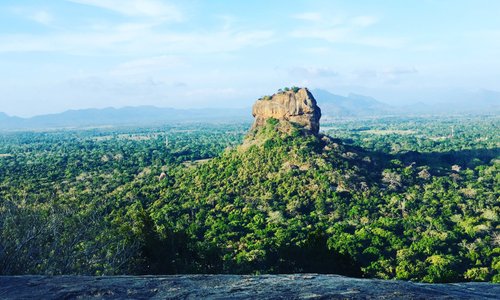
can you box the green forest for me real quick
[0,115,498,283]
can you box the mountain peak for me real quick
[251,87,321,134]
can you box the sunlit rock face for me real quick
[251,88,321,134]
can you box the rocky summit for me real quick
[251,88,321,134]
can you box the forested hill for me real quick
[0,90,498,283]
[145,89,499,281]
[146,118,499,281]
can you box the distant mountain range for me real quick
[0,106,252,130]
[312,88,500,117]
[312,89,392,117]
[1,89,499,130]
[393,89,500,115]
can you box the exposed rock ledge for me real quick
[252,88,321,134]
[1,274,498,299]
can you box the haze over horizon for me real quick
[1,0,500,117]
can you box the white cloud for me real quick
[66,0,183,21]
[354,67,418,84]
[290,66,338,78]
[184,87,238,98]
[293,12,323,22]
[411,44,441,52]
[0,27,275,55]
[2,2,274,56]
[292,27,350,43]
[302,47,331,54]
[465,29,500,39]
[110,55,184,76]
[291,14,406,49]
[215,15,239,31]
[351,16,378,27]
[355,36,408,49]
[382,67,418,75]
[30,10,53,25]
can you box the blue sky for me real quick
[1,0,500,116]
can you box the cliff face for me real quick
[251,88,321,134]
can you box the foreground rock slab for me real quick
[0,274,498,299]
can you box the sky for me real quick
[1,0,500,117]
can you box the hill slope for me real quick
[145,90,499,282]
[0,88,497,283]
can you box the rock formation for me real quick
[251,88,321,134]
[1,275,498,299]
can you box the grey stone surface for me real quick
[0,274,498,299]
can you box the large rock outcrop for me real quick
[251,88,321,134]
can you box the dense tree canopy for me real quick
[0,116,498,282]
